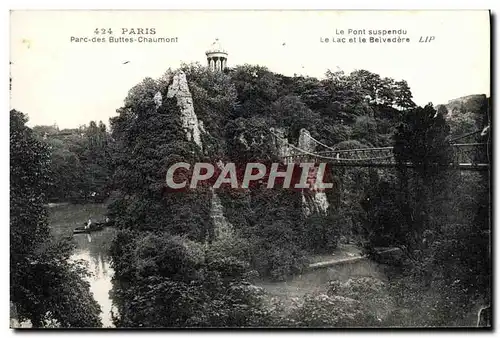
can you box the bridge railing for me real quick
[451,143,490,165]
[281,143,489,169]
[317,147,394,161]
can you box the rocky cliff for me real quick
[210,189,234,240]
[167,70,204,150]
[167,71,237,238]
[274,128,330,215]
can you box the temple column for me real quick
[206,39,228,72]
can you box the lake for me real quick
[49,203,117,328]
[71,227,117,328]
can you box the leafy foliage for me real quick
[289,277,389,327]
[33,121,111,203]
[110,231,272,327]
[10,110,102,327]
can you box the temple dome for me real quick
[206,38,228,55]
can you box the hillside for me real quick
[438,94,488,116]
[436,94,490,138]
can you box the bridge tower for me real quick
[206,38,228,72]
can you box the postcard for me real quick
[9,10,491,329]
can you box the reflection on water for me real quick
[70,227,117,328]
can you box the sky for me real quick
[10,10,490,128]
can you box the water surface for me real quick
[71,227,117,328]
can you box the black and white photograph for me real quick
[9,9,491,329]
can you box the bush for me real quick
[289,276,389,327]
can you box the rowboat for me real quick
[73,222,105,234]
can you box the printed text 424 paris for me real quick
[94,28,157,35]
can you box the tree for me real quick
[393,80,416,110]
[394,103,451,174]
[10,110,102,327]
[351,115,378,146]
[110,232,272,327]
[270,95,321,143]
[78,121,111,202]
[383,103,491,326]
[32,121,112,203]
[229,64,280,118]
[44,137,83,202]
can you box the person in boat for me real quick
[85,217,92,230]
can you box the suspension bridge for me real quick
[271,128,490,171]
[44,126,491,171]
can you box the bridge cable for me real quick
[268,129,394,161]
[449,129,483,143]
[303,132,338,152]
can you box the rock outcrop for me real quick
[272,127,292,159]
[167,71,235,240]
[297,128,315,153]
[167,71,203,150]
[273,128,330,215]
[153,91,162,109]
[299,129,330,215]
[210,189,234,240]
